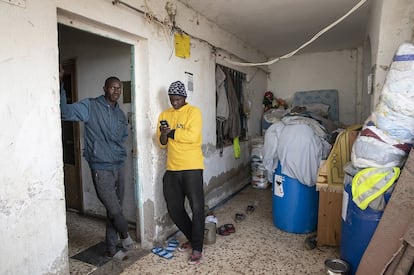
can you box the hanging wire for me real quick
[223,0,369,67]
[111,0,367,70]
[111,0,265,70]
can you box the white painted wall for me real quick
[0,0,69,274]
[267,49,358,125]
[367,0,414,107]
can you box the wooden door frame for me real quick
[62,59,84,213]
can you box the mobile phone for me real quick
[160,120,169,127]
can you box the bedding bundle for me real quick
[351,42,414,168]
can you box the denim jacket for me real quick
[60,86,128,170]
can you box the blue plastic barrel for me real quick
[340,183,389,274]
[272,162,319,233]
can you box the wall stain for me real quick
[44,246,69,275]
[143,199,155,242]
[379,65,389,71]
[205,163,250,207]
[202,143,217,157]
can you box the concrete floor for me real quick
[67,185,339,274]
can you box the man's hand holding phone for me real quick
[160,120,169,128]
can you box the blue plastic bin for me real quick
[272,162,319,233]
[340,183,390,275]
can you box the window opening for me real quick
[216,64,247,155]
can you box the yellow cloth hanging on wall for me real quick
[233,137,240,159]
[175,32,190,58]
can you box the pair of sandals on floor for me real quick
[217,223,236,236]
[151,238,180,259]
[234,204,256,223]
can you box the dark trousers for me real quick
[91,167,129,254]
[163,169,205,252]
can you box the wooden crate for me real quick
[316,126,360,246]
[317,189,343,246]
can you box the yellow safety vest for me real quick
[352,167,400,210]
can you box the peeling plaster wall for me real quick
[367,0,414,107]
[0,0,69,274]
[268,49,358,125]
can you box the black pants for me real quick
[91,167,129,254]
[163,169,205,252]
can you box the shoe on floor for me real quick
[304,234,317,250]
[105,249,129,262]
[235,213,246,223]
[246,205,255,214]
[224,223,236,234]
[178,241,192,252]
[188,251,202,265]
[217,225,230,236]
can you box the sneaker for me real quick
[104,250,128,262]
[188,251,202,265]
[178,241,192,252]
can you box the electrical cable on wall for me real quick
[111,0,367,70]
[224,0,368,67]
[111,0,263,71]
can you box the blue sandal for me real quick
[151,247,174,259]
[165,239,179,252]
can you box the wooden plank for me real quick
[317,189,343,246]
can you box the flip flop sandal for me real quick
[165,239,179,252]
[217,225,230,236]
[235,213,246,223]
[224,223,236,234]
[151,247,173,259]
[246,205,255,214]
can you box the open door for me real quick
[61,60,83,212]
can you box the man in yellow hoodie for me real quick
[157,81,205,265]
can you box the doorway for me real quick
[58,23,139,271]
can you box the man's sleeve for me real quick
[60,85,90,122]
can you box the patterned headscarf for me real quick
[168,81,187,97]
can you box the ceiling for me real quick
[178,0,372,59]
